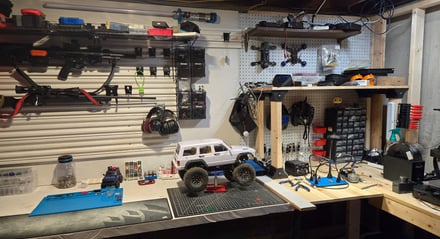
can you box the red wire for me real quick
[11,94,28,117]
[0,94,29,118]
[79,88,100,106]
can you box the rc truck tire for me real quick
[223,169,235,182]
[232,163,256,186]
[183,167,209,193]
[178,170,186,179]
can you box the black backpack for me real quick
[229,93,257,135]
[290,97,314,140]
[266,104,290,130]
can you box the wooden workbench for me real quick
[271,162,440,238]
[1,163,439,238]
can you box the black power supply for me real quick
[285,160,309,176]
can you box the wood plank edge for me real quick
[257,176,316,211]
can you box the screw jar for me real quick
[53,155,76,188]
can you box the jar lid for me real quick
[58,155,73,163]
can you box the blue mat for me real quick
[30,188,123,216]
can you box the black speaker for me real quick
[383,155,425,182]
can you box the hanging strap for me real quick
[0,94,28,118]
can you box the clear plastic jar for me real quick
[53,155,76,188]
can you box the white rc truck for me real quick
[173,138,257,193]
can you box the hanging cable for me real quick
[91,62,116,95]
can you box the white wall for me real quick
[0,0,243,185]
[386,8,440,172]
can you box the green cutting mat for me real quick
[168,182,286,218]
[0,198,171,239]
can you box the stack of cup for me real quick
[409,105,423,129]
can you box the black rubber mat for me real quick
[167,182,286,218]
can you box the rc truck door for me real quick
[209,143,233,166]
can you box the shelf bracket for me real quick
[356,88,408,99]
[270,90,287,101]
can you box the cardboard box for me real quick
[376,76,405,86]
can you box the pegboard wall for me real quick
[239,13,372,82]
[239,13,371,150]
[259,90,366,152]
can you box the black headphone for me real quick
[142,106,179,135]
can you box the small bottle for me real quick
[53,155,77,189]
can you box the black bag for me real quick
[266,104,290,130]
[229,93,257,135]
[290,97,314,140]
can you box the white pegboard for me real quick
[263,90,366,149]
[239,13,372,149]
[239,13,371,84]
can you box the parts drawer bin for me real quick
[0,168,34,196]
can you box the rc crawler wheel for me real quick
[223,169,235,182]
[178,170,186,179]
[183,167,209,193]
[232,163,256,186]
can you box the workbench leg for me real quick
[346,200,361,239]
[270,100,287,178]
[255,98,265,159]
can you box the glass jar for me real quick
[53,155,76,188]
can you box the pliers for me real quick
[279,179,310,192]
[295,183,310,192]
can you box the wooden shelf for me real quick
[252,85,408,91]
[245,26,361,46]
[252,85,409,99]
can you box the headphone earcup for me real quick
[159,110,179,135]
[143,106,163,133]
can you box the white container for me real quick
[0,168,35,196]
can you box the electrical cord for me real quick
[419,199,440,211]
[91,62,116,95]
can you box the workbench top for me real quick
[275,161,440,236]
[1,163,439,238]
[0,177,292,239]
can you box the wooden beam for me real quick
[369,19,386,149]
[255,99,265,158]
[257,176,316,211]
[407,8,425,105]
[370,19,386,68]
[394,0,440,17]
[270,101,283,169]
[371,95,385,149]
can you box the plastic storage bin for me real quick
[0,167,35,196]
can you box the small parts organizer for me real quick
[125,161,143,180]
[124,161,158,181]
[0,167,35,196]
